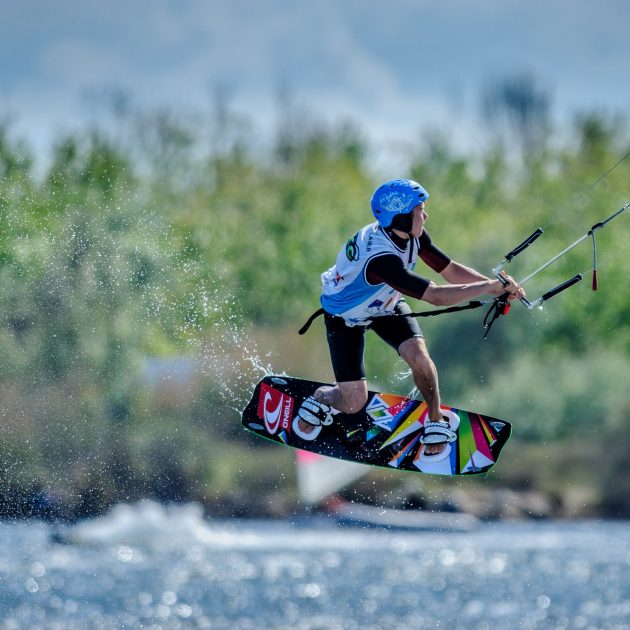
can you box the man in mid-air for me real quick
[293,178,524,460]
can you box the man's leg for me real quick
[295,380,368,437]
[370,302,449,456]
[296,314,369,437]
[313,380,368,413]
[398,337,446,456]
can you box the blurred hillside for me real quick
[1,84,629,520]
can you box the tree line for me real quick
[1,84,629,518]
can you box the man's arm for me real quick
[434,261,525,304]
[439,260,490,284]
[367,255,523,306]
[418,231,489,284]
[421,278,506,306]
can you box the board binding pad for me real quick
[242,375,511,477]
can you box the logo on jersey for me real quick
[345,233,359,261]
[257,383,295,435]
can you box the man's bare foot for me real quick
[297,418,318,435]
[423,442,447,456]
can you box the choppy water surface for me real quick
[1,502,630,629]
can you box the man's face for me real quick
[410,202,428,237]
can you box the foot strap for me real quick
[292,396,335,442]
[416,410,461,464]
[297,396,334,426]
[420,410,460,445]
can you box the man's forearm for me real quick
[440,261,490,284]
[422,279,500,306]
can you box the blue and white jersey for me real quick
[320,223,417,326]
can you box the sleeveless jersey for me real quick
[320,223,420,326]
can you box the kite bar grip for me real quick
[495,273,509,287]
[540,273,584,303]
[494,272,531,309]
[505,228,544,262]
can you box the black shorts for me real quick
[324,300,423,382]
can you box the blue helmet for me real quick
[370,179,429,229]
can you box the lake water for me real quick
[1,501,629,629]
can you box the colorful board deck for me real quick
[242,376,511,477]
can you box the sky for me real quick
[1,0,629,166]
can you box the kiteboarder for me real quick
[293,178,525,458]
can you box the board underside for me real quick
[242,375,511,476]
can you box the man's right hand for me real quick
[490,272,526,301]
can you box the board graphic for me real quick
[242,376,511,476]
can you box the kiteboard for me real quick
[241,375,511,476]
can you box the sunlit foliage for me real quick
[0,88,629,516]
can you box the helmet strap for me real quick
[389,212,414,234]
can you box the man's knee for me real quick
[399,337,434,372]
[337,381,368,414]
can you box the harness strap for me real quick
[298,308,325,335]
[298,301,486,335]
[404,300,485,318]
